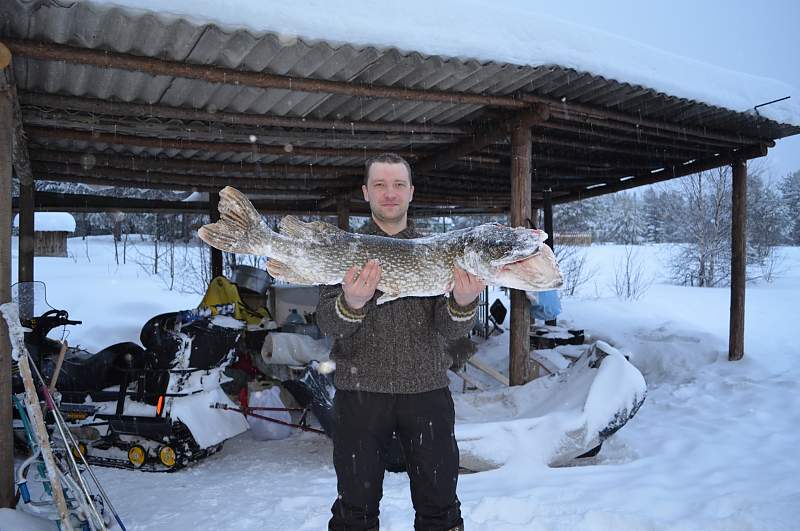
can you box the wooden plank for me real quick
[529,351,560,375]
[31,148,361,178]
[415,106,549,173]
[553,144,769,205]
[0,65,14,510]
[729,159,747,361]
[21,91,465,135]
[467,357,509,387]
[8,39,529,109]
[509,123,534,386]
[28,126,420,160]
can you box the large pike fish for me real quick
[199,187,563,304]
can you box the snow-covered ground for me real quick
[6,236,800,530]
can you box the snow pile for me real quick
[12,212,76,233]
[4,239,799,529]
[0,508,54,531]
[456,341,646,471]
[92,0,800,125]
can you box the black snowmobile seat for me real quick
[42,342,145,403]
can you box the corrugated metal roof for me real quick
[2,0,798,212]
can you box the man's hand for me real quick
[342,259,382,309]
[452,265,486,306]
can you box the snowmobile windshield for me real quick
[12,281,53,322]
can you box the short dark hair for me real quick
[364,153,413,186]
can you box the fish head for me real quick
[463,224,564,291]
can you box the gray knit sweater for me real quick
[315,220,478,394]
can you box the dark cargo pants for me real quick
[329,388,463,531]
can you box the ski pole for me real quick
[30,361,127,531]
[30,362,108,530]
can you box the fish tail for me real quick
[198,186,272,255]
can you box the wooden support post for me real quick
[729,159,747,361]
[543,189,554,250]
[336,196,351,231]
[0,70,15,509]
[1,41,35,319]
[209,192,223,279]
[18,178,34,319]
[509,125,535,386]
[542,189,557,326]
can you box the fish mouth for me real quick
[496,245,563,290]
[490,248,540,268]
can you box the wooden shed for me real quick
[12,212,75,257]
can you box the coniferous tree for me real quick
[779,170,800,244]
[641,188,664,243]
[747,172,784,262]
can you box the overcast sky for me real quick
[521,0,800,179]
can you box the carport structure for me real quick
[1,0,799,507]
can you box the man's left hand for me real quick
[452,265,486,306]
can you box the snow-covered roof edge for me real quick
[93,0,799,127]
[13,212,77,232]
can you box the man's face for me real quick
[362,162,414,225]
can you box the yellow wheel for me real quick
[127,445,146,468]
[158,446,176,468]
[71,442,87,460]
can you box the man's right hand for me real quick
[342,259,382,309]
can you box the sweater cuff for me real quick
[335,293,367,323]
[447,297,478,322]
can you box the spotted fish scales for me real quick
[199,187,563,304]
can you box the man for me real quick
[316,153,485,531]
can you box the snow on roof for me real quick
[13,212,76,233]
[95,0,799,126]
[182,192,208,202]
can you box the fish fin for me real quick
[198,187,272,255]
[279,216,343,242]
[267,259,315,285]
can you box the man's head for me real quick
[363,153,414,231]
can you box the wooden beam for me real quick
[553,144,768,204]
[18,179,34,314]
[538,119,720,155]
[22,110,457,148]
[27,126,420,160]
[8,40,529,109]
[30,162,359,192]
[29,172,333,197]
[729,159,747,361]
[20,91,466,135]
[0,47,15,508]
[416,106,549,173]
[209,192,223,279]
[531,96,774,148]
[12,191,340,215]
[543,189,554,250]
[530,132,689,161]
[509,123,533,386]
[30,149,361,178]
[336,196,351,231]
[9,42,775,150]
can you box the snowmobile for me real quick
[11,281,249,472]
